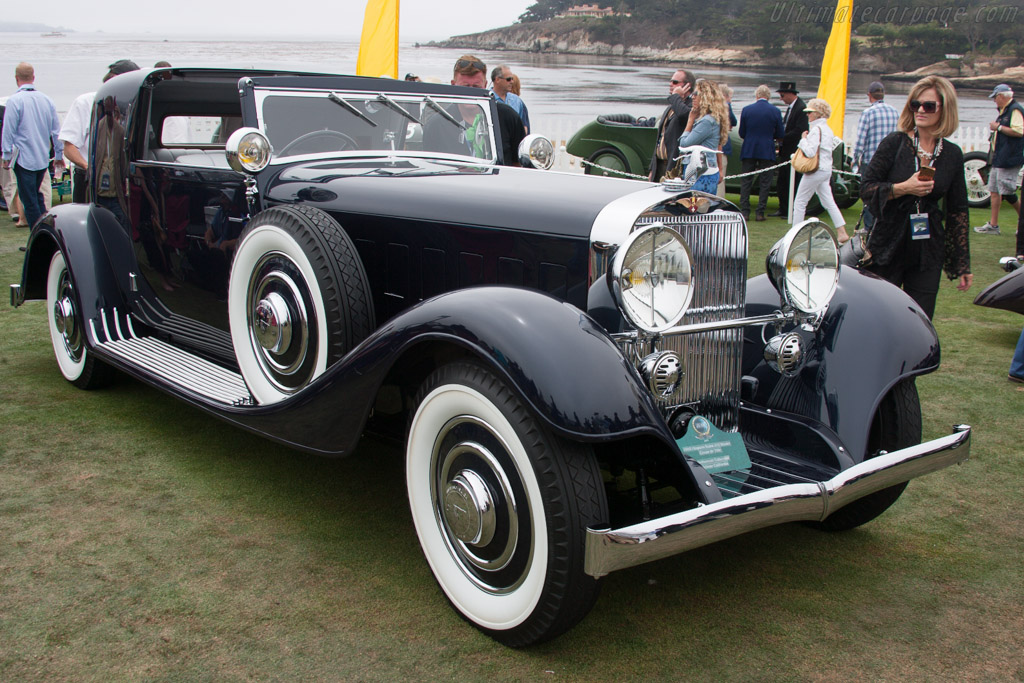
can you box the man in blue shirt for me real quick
[1,62,63,228]
[852,81,898,232]
[489,65,530,134]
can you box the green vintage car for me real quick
[566,113,860,211]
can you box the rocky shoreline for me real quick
[432,23,1024,88]
[884,59,1024,92]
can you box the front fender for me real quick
[17,204,132,322]
[974,266,1024,315]
[225,287,678,457]
[743,267,939,461]
[385,286,671,441]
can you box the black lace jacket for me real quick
[860,131,971,279]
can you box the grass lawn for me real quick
[1,192,1022,681]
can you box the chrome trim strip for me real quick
[610,312,790,341]
[584,425,972,578]
[113,307,125,341]
[101,309,113,343]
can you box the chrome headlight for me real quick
[609,223,694,333]
[766,219,839,314]
[518,134,554,170]
[225,127,273,173]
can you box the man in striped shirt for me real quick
[852,81,898,232]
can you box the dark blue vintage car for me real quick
[12,68,970,647]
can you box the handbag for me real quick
[791,147,819,173]
[791,127,821,173]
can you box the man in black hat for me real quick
[773,81,808,217]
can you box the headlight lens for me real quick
[517,134,555,170]
[225,127,273,173]
[610,223,694,332]
[766,219,840,314]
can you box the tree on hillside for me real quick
[511,0,1024,63]
[519,0,575,23]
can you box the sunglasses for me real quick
[455,59,486,72]
[909,100,941,113]
[502,76,514,82]
[670,79,685,85]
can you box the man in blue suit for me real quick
[738,84,784,221]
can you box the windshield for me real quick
[254,89,497,164]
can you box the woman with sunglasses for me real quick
[859,75,973,319]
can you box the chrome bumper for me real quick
[584,425,971,578]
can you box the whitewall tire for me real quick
[45,250,111,389]
[227,205,373,404]
[407,362,606,647]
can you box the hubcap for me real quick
[53,271,84,362]
[53,296,75,337]
[431,416,532,594]
[246,252,315,394]
[443,470,496,546]
[253,291,292,354]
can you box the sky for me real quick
[4,0,536,41]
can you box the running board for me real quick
[88,308,253,407]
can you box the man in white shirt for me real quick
[58,91,95,203]
[58,59,139,204]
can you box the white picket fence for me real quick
[151,115,997,176]
[538,118,994,175]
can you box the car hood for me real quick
[261,158,650,239]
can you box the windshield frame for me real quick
[252,86,499,166]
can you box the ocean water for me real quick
[0,31,998,142]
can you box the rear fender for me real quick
[742,267,939,461]
[17,204,132,322]
[566,120,654,174]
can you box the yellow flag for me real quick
[818,0,852,138]
[356,0,399,78]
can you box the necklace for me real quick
[914,129,942,163]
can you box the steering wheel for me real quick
[279,130,358,156]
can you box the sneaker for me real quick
[1010,374,1024,384]
[974,222,1001,235]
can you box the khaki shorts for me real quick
[988,165,1022,195]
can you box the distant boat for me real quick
[41,31,66,38]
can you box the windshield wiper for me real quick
[423,96,466,130]
[376,93,421,125]
[328,92,378,127]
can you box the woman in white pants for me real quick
[792,98,850,242]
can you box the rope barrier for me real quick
[579,157,861,181]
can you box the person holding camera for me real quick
[859,76,972,319]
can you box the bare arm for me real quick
[63,142,88,170]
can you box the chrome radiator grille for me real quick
[634,210,748,430]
